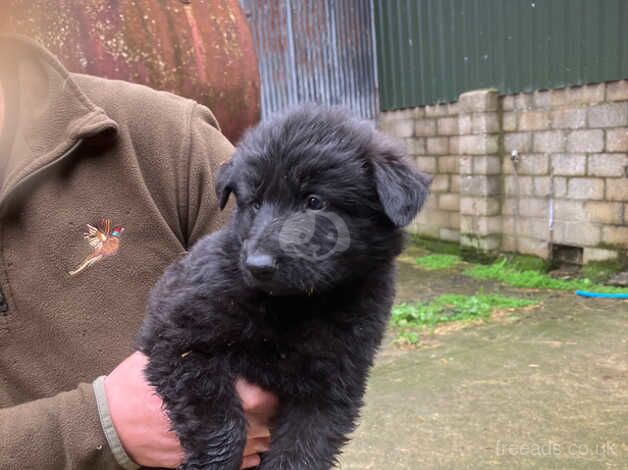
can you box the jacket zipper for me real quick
[0,139,83,315]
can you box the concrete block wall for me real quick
[379,81,628,263]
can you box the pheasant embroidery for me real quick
[69,218,125,276]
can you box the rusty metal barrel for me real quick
[0,0,260,143]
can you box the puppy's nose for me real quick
[245,253,276,280]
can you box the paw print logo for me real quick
[278,211,350,261]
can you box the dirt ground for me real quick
[338,247,628,469]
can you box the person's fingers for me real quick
[240,454,261,469]
[235,379,279,415]
[245,413,272,438]
[242,436,270,456]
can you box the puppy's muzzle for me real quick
[244,252,277,281]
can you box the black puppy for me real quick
[138,105,431,470]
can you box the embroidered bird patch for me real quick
[69,218,125,276]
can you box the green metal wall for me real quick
[374,0,628,110]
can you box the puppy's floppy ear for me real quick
[215,160,235,210]
[370,137,432,227]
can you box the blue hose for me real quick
[576,290,628,299]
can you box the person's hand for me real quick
[104,351,278,468]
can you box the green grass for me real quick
[391,293,538,344]
[464,259,628,294]
[415,254,461,270]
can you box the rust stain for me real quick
[183,4,208,83]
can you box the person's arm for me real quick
[181,104,236,247]
[0,383,121,470]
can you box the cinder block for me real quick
[437,117,458,135]
[502,95,514,111]
[415,156,437,173]
[588,153,628,177]
[459,89,499,113]
[460,175,501,197]
[448,136,460,153]
[473,155,502,175]
[406,138,426,156]
[554,199,587,221]
[602,225,628,247]
[519,111,550,131]
[503,112,517,132]
[431,174,450,192]
[551,154,586,176]
[472,113,500,134]
[533,90,551,108]
[389,119,414,138]
[533,176,552,196]
[606,179,628,201]
[414,223,441,239]
[606,80,628,102]
[459,155,473,175]
[583,247,618,263]
[459,114,472,134]
[585,201,624,225]
[504,175,534,196]
[427,137,449,155]
[606,128,628,151]
[415,119,437,137]
[474,216,502,236]
[587,102,628,128]
[438,155,459,174]
[534,131,566,153]
[448,102,459,115]
[566,130,604,153]
[459,135,499,155]
[504,132,532,153]
[517,236,550,258]
[504,154,549,176]
[554,177,568,197]
[460,197,500,216]
[438,193,460,211]
[512,93,533,110]
[449,211,460,228]
[551,108,586,129]
[565,83,605,106]
[519,198,549,218]
[425,103,450,117]
[554,221,601,246]
[439,228,461,242]
[567,178,605,200]
[550,88,568,107]
[450,175,460,192]
[413,107,426,119]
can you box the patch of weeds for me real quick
[465,259,628,294]
[391,293,538,345]
[581,260,624,284]
[415,254,461,270]
[409,234,461,256]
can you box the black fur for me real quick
[137,106,431,470]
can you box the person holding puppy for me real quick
[0,34,276,470]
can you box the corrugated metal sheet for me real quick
[240,0,378,120]
[375,0,628,110]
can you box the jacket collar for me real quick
[0,34,118,210]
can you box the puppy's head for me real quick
[216,105,431,295]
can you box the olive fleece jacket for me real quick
[0,35,233,469]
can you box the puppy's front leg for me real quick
[144,353,246,470]
[258,400,356,470]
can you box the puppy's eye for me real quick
[252,200,261,211]
[306,195,325,211]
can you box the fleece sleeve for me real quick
[0,382,123,470]
[181,104,236,248]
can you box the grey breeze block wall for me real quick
[379,82,628,264]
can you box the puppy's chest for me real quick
[233,316,347,394]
